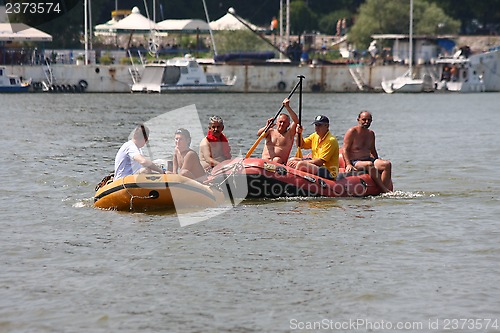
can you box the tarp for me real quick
[0,23,52,41]
[110,6,161,31]
[209,13,262,31]
[437,38,456,52]
[95,18,119,31]
[158,19,210,33]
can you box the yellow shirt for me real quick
[303,130,339,178]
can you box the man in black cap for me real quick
[287,114,339,180]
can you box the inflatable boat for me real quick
[94,173,225,212]
[207,157,389,199]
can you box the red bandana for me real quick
[206,131,231,158]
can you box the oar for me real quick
[295,75,305,158]
[245,79,302,158]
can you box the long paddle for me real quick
[295,75,305,158]
[245,79,302,158]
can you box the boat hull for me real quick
[0,85,30,93]
[208,158,387,199]
[94,173,224,212]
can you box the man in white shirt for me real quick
[114,124,164,180]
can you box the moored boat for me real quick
[131,54,237,93]
[381,70,429,93]
[380,0,434,94]
[94,173,225,211]
[433,46,500,93]
[0,67,30,93]
[207,157,389,199]
[435,56,485,92]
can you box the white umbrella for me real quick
[158,19,210,33]
[209,13,263,31]
[111,6,160,31]
[94,18,119,36]
[0,23,52,41]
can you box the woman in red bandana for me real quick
[199,116,232,171]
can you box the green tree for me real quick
[289,0,318,35]
[415,2,460,35]
[349,0,460,49]
[318,9,352,35]
[213,30,273,54]
[432,0,500,34]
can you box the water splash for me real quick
[378,190,426,199]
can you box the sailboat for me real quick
[381,0,429,93]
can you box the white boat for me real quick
[131,55,237,93]
[381,70,425,93]
[0,67,30,93]
[381,0,430,93]
[434,47,500,92]
[435,57,485,93]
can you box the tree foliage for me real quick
[288,0,318,35]
[349,0,460,49]
[8,0,497,48]
[318,9,352,35]
[214,30,272,53]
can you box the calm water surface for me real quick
[1,92,499,332]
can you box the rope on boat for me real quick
[210,158,245,192]
[123,176,158,211]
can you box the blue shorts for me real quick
[318,167,335,180]
[351,157,376,166]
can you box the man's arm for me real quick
[172,150,179,173]
[295,125,305,148]
[199,139,214,167]
[369,131,379,159]
[257,118,274,137]
[342,128,355,170]
[283,98,300,125]
[134,153,164,173]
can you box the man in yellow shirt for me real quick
[287,115,339,180]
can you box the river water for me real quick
[1,92,499,332]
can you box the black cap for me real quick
[311,115,329,125]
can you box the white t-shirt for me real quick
[114,140,142,179]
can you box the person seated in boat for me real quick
[441,66,451,81]
[287,115,339,180]
[199,116,232,172]
[257,98,300,164]
[173,128,207,182]
[342,111,392,193]
[114,124,165,180]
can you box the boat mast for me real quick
[279,0,283,59]
[409,0,413,77]
[286,0,290,47]
[84,0,88,64]
[279,0,290,60]
[202,0,218,57]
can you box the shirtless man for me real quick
[173,128,207,182]
[199,116,232,172]
[257,98,300,164]
[342,111,392,192]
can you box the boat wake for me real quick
[72,197,94,209]
[378,190,426,199]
